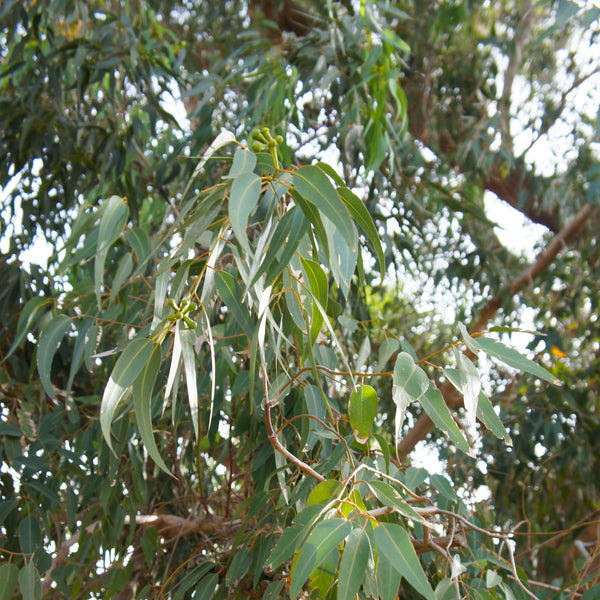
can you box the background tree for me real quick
[1,1,599,599]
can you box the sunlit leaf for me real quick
[477,391,511,444]
[178,324,200,441]
[293,166,355,249]
[94,195,129,306]
[227,147,257,178]
[101,337,156,452]
[132,341,171,475]
[290,519,351,599]
[392,352,429,440]
[338,528,370,600]
[367,480,425,523]
[307,479,343,506]
[455,350,481,430]
[229,171,261,253]
[458,323,560,385]
[349,385,378,443]
[373,523,435,600]
[419,385,470,454]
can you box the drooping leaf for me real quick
[193,572,219,600]
[126,227,150,266]
[101,337,156,452]
[36,315,72,399]
[227,147,257,178]
[477,391,511,444]
[373,523,435,600]
[338,528,370,600]
[132,341,171,475]
[419,385,470,454]
[455,350,481,430]
[377,336,400,371]
[289,518,352,599]
[307,479,343,506]
[229,171,262,253]
[376,551,401,600]
[458,323,560,385]
[367,481,425,523]
[348,385,378,443]
[18,515,41,555]
[214,271,254,338]
[293,166,356,250]
[0,563,18,599]
[337,186,385,277]
[5,296,51,360]
[178,324,200,441]
[18,562,41,600]
[94,195,129,306]
[392,352,430,440]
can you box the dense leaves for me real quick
[1,1,600,599]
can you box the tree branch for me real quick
[398,203,597,456]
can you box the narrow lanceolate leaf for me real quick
[477,391,511,444]
[377,552,401,600]
[348,385,378,443]
[94,195,129,306]
[229,171,262,253]
[0,563,18,599]
[337,186,385,277]
[289,519,352,599]
[338,528,370,600]
[367,481,425,523]
[178,324,200,441]
[5,296,51,360]
[419,385,470,454]
[18,561,41,600]
[101,338,156,453]
[373,523,435,600]
[293,166,356,250]
[37,315,72,399]
[392,352,429,440]
[455,351,481,430]
[133,342,171,475]
[214,271,254,338]
[458,323,560,385]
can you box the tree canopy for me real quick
[1,1,600,599]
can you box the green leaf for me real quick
[373,523,435,600]
[290,187,330,259]
[132,342,171,475]
[0,562,18,599]
[376,551,401,600]
[171,562,215,600]
[348,385,378,443]
[377,337,399,371]
[263,580,286,600]
[429,474,460,503]
[392,352,429,441]
[307,479,343,506]
[455,350,481,429]
[293,166,356,250]
[193,572,219,600]
[108,253,133,305]
[214,271,254,337]
[338,528,370,600]
[477,391,511,444]
[337,187,385,277]
[269,525,306,570]
[229,171,262,253]
[36,315,72,399]
[126,227,150,265]
[419,385,470,454]
[458,323,560,385]
[178,324,200,441]
[300,257,328,308]
[5,297,51,360]
[367,481,425,523]
[101,337,156,453]
[94,195,129,306]
[18,562,41,600]
[18,515,41,556]
[227,147,257,178]
[290,518,352,599]
[326,218,358,298]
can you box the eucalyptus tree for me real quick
[1,1,599,599]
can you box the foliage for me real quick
[1,1,600,599]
